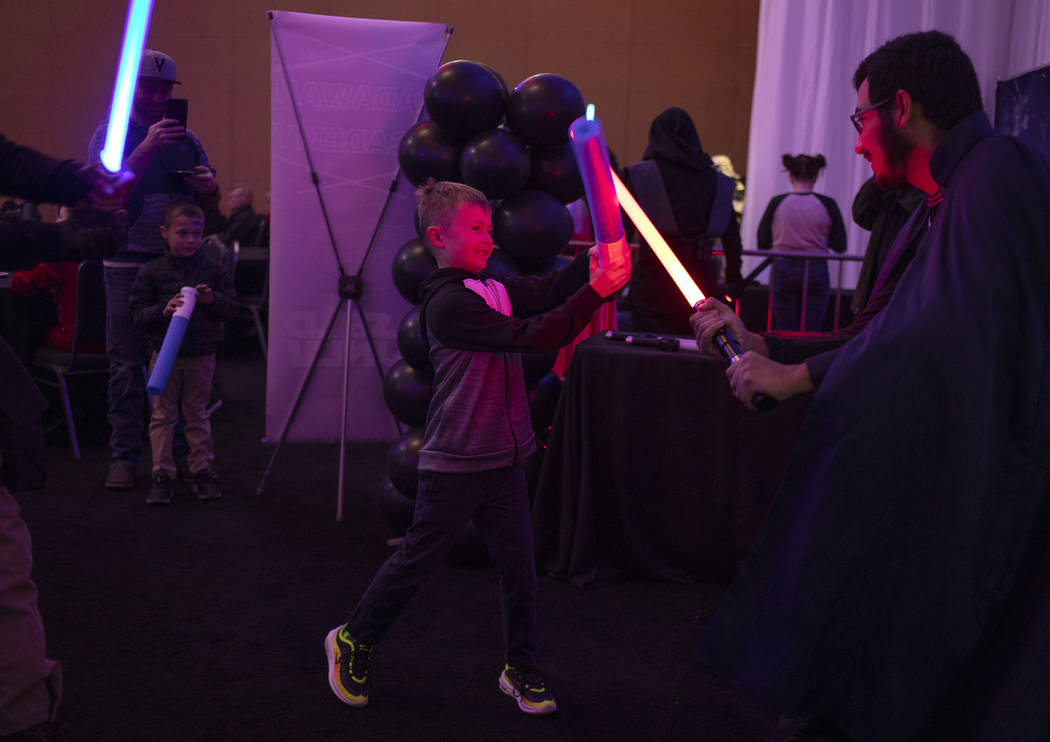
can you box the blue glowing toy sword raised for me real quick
[99,0,155,176]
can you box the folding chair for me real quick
[234,245,268,357]
[30,260,108,459]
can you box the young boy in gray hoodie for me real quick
[326,180,630,715]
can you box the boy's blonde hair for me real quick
[163,199,205,227]
[414,179,490,248]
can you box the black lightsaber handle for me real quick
[712,327,778,412]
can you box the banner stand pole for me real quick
[256,13,453,521]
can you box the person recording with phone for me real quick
[87,48,221,492]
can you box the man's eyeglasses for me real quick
[850,97,891,133]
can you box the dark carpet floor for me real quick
[16,340,775,742]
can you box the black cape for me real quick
[695,112,1050,741]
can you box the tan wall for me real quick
[0,0,758,213]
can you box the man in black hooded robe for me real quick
[692,31,1050,742]
[620,107,743,335]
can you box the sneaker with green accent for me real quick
[146,473,174,506]
[325,625,372,707]
[498,664,557,715]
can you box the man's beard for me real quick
[874,121,913,190]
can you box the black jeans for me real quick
[349,463,539,668]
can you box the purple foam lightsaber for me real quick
[568,104,628,267]
[99,0,155,174]
[147,286,197,395]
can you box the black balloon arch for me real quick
[381,60,588,554]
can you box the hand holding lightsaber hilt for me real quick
[147,286,197,395]
[692,301,778,412]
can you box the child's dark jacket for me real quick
[129,249,239,356]
[418,251,603,474]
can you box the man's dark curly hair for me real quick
[852,30,982,132]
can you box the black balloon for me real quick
[492,190,573,266]
[459,128,531,200]
[377,477,415,534]
[484,247,520,280]
[520,252,573,277]
[391,239,437,304]
[506,73,586,148]
[397,306,432,374]
[398,120,463,186]
[527,371,562,439]
[382,360,433,427]
[424,60,508,140]
[386,428,424,498]
[528,144,584,204]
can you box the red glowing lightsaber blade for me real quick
[611,169,705,308]
[612,168,776,411]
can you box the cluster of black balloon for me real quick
[398,60,588,268]
[379,60,586,550]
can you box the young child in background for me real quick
[325,180,630,714]
[129,200,238,505]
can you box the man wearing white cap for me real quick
[88,49,220,491]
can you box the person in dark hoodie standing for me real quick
[129,201,237,506]
[619,107,743,335]
[324,180,629,715]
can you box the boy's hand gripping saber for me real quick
[147,286,197,395]
[611,171,777,412]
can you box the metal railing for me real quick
[733,249,864,332]
[565,241,864,333]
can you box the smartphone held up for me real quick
[164,97,188,135]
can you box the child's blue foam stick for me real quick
[147,286,197,395]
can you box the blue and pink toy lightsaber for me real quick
[147,287,197,395]
[100,0,155,174]
[568,104,629,267]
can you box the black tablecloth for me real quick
[532,333,811,587]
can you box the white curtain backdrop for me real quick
[266,12,447,443]
[744,0,1050,288]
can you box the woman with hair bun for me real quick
[757,153,846,331]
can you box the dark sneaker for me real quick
[105,460,136,489]
[192,470,222,501]
[325,625,371,707]
[498,664,557,715]
[146,473,174,506]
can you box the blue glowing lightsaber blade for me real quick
[100,0,155,173]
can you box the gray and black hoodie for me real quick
[418,250,604,474]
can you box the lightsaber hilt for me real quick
[711,325,778,413]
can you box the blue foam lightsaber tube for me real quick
[100,0,155,174]
[147,286,197,395]
[568,104,627,267]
